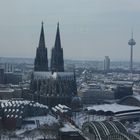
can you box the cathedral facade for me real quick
[30,22,77,107]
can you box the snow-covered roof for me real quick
[33,71,74,80]
[52,72,74,80]
[115,111,140,117]
[59,124,79,132]
[86,103,140,114]
[33,72,52,80]
[0,88,14,93]
[24,115,58,126]
[0,99,49,119]
[58,104,70,110]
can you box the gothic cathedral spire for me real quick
[39,22,45,48]
[51,23,64,72]
[54,22,61,49]
[34,22,48,71]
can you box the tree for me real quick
[39,122,62,139]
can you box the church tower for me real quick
[51,23,64,72]
[34,22,48,71]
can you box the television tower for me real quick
[128,30,136,72]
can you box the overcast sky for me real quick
[0,0,140,61]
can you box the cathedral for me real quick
[30,22,77,107]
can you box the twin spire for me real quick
[35,22,64,72]
[38,22,61,49]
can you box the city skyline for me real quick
[0,0,140,61]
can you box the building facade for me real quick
[30,23,77,106]
[104,56,110,72]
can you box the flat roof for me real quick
[86,103,140,114]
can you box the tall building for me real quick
[29,23,77,107]
[51,23,64,72]
[0,68,22,85]
[34,22,48,71]
[104,56,110,72]
[128,31,136,72]
[4,63,14,72]
[0,69,4,84]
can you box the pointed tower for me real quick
[51,23,64,72]
[34,22,48,71]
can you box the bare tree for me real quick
[39,122,61,139]
[24,129,37,140]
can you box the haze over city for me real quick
[1,1,140,140]
[0,0,140,61]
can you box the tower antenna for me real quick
[128,29,136,73]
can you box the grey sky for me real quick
[0,0,140,61]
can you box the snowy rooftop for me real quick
[86,103,140,114]
[59,123,79,132]
[52,72,74,79]
[0,88,14,93]
[33,72,52,80]
[0,99,49,118]
[24,114,58,126]
[34,71,74,80]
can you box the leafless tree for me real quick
[39,122,62,139]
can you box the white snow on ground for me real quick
[16,114,59,135]
[25,114,58,126]
[60,123,79,132]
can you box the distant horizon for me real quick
[0,56,140,63]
